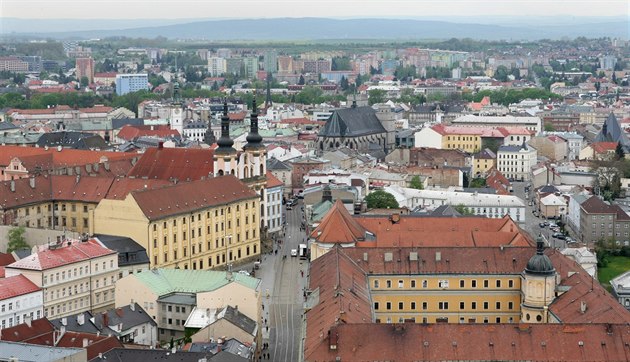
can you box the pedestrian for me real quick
[266,326,269,332]
[300,270,304,277]
[265,318,267,324]
[262,304,264,311]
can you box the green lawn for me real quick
[598,255,630,290]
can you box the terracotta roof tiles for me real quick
[127,147,214,181]
[131,175,257,220]
[0,275,41,300]
[310,200,369,244]
[6,239,116,271]
[265,171,284,189]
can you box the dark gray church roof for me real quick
[94,234,149,267]
[319,106,386,138]
[595,113,630,149]
[37,131,110,150]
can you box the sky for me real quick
[1,0,629,19]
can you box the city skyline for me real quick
[1,0,628,20]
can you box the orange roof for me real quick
[0,145,136,168]
[116,125,180,141]
[266,171,284,188]
[591,142,618,154]
[128,147,214,181]
[311,205,533,248]
[310,200,369,244]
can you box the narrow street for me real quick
[257,199,308,361]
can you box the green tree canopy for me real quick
[7,226,29,254]
[368,89,387,105]
[409,175,424,190]
[365,190,399,209]
[454,204,475,215]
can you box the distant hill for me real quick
[2,17,628,41]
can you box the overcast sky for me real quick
[2,0,629,19]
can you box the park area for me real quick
[598,255,630,291]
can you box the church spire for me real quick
[215,100,235,154]
[245,99,263,149]
[203,118,216,146]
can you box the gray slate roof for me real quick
[319,106,386,138]
[51,311,116,335]
[267,157,292,171]
[0,340,84,362]
[595,113,630,149]
[0,121,18,131]
[36,131,110,150]
[91,348,212,362]
[222,306,257,335]
[92,303,157,334]
[94,234,149,267]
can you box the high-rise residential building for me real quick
[0,57,29,72]
[264,50,278,72]
[75,57,95,84]
[242,57,258,78]
[600,55,617,70]
[278,55,294,72]
[208,57,227,76]
[225,58,243,76]
[115,74,149,95]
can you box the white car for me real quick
[238,270,250,276]
[290,249,298,257]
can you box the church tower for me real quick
[170,83,184,136]
[213,101,238,176]
[241,99,266,179]
[520,235,557,323]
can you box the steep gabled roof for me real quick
[319,106,386,138]
[594,113,630,148]
[310,200,370,244]
[580,195,615,214]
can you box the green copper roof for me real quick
[133,268,260,296]
[311,200,334,222]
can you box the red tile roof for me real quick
[0,275,41,300]
[131,175,257,220]
[128,147,215,181]
[6,239,116,271]
[104,177,172,200]
[486,167,510,195]
[0,252,16,266]
[591,142,618,154]
[312,205,533,247]
[306,323,630,362]
[228,112,246,121]
[0,318,55,342]
[116,125,180,141]
[310,200,369,244]
[265,171,284,189]
[305,247,372,360]
[0,145,137,169]
[56,333,122,360]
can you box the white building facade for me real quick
[497,144,538,181]
[0,275,43,329]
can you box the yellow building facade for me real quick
[370,274,521,324]
[93,176,261,270]
[472,157,496,177]
[442,134,482,153]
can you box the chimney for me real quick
[10,180,15,192]
[580,301,587,314]
[130,302,135,311]
[24,315,32,328]
[102,311,109,327]
[29,177,35,189]
[82,338,89,348]
[61,317,67,326]
[77,313,85,326]
[158,141,164,149]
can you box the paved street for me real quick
[512,181,567,249]
[257,199,307,361]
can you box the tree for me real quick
[409,175,424,190]
[469,177,487,188]
[298,75,305,85]
[365,190,399,209]
[544,123,555,132]
[616,142,625,161]
[454,204,475,215]
[340,76,349,91]
[79,76,89,88]
[368,89,386,105]
[6,226,29,254]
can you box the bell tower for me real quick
[213,101,237,176]
[170,83,184,135]
[520,235,557,324]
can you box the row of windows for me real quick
[373,278,515,289]
[162,304,186,313]
[43,261,115,286]
[377,315,515,324]
[374,300,515,311]
[153,228,256,251]
[152,211,257,232]
[44,275,115,302]
[446,136,478,141]
[45,292,113,318]
[153,244,258,267]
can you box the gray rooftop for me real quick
[222,306,257,335]
[94,234,150,267]
[158,292,197,305]
[92,348,212,362]
[319,105,386,138]
[0,340,84,362]
[92,303,157,333]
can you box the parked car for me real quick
[539,223,546,228]
[556,234,566,240]
[291,249,298,257]
[238,270,250,276]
